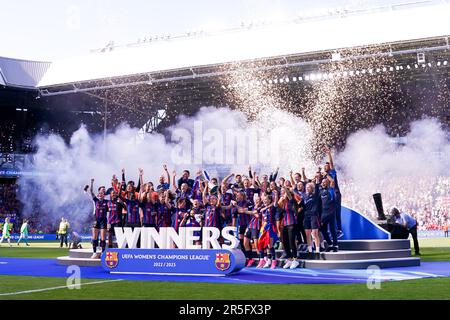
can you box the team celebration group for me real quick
[88,147,342,269]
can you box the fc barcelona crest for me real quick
[215,252,231,271]
[105,251,119,269]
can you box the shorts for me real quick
[238,224,248,236]
[93,217,107,229]
[245,228,259,240]
[303,215,320,230]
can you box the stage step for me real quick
[57,256,101,267]
[337,239,411,251]
[296,249,412,260]
[68,248,98,259]
[298,257,421,269]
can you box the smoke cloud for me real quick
[18,106,449,232]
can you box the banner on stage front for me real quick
[114,226,239,249]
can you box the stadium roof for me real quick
[1,2,449,90]
[0,57,50,88]
[37,2,450,88]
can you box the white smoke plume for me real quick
[336,117,450,221]
[18,105,449,231]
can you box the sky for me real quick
[0,0,432,61]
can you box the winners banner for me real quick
[101,248,245,276]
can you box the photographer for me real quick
[390,207,420,255]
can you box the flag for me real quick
[257,229,270,252]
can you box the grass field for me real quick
[0,275,449,300]
[0,238,449,300]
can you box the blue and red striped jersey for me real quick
[93,197,108,219]
[233,200,251,226]
[140,200,156,225]
[125,199,140,224]
[262,205,280,225]
[282,199,297,226]
[244,188,258,205]
[171,208,186,230]
[220,192,233,224]
[248,206,262,230]
[107,200,122,224]
[204,205,221,228]
[155,202,173,228]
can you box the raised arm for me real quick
[172,170,177,190]
[301,167,308,182]
[202,181,209,207]
[284,186,293,200]
[90,178,96,199]
[222,172,234,185]
[163,164,170,186]
[121,168,126,192]
[326,173,335,188]
[324,146,335,169]
[289,170,295,186]
[138,169,144,201]
[270,167,279,182]
[248,166,253,179]
[165,190,173,209]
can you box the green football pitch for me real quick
[0,238,449,300]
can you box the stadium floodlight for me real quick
[395,66,400,70]
[268,79,273,84]
[331,52,341,61]
[292,77,297,82]
[274,79,278,84]
[444,61,448,66]
[355,70,360,75]
[406,65,411,69]
[427,62,432,67]
[298,76,303,81]
[414,64,418,68]
[309,74,316,81]
[279,78,284,83]
[304,75,310,80]
[285,77,289,83]
[389,66,394,71]
[382,67,387,72]
[437,61,441,66]
[417,52,426,64]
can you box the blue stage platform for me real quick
[0,257,448,284]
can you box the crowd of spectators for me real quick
[0,182,20,232]
[340,175,449,231]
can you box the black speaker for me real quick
[373,193,387,220]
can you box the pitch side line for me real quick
[0,279,123,296]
